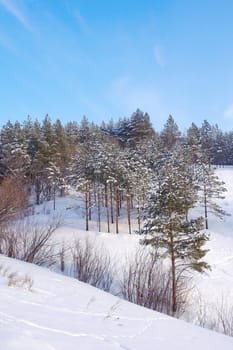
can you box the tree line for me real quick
[0,111,228,232]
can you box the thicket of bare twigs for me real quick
[70,237,114,292]
[0,217,61,267]
[0,175,28,226]
[193,293,233,337]
[119,248,190,317]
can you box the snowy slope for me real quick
[1,167,233,349]
[0,255,233,350]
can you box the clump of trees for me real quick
[0,110,230,324]
[0,112,228,234]
[139,146,210,315]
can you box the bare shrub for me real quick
[120,248,190,317]
[192,292,233,337]
[0,175,28,226]
[0,216,61,267]
[216,297,233,336]
[71,237,114,292]
[191,291,211,329]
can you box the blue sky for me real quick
[1,0,233,131]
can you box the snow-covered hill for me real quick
[0,255,233,350]
[1,167,233,349]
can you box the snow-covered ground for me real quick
[192,168,233,299]
[0,167,233,349]
[1,255,233,350]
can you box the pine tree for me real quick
[65,121,79,147]
[127,109,155,148]
[200,120,214,163]
[211,125,226,167]
[47,162,67,210]
[160,115,181,150]
[140,147,209,316]
[0,120,30,176]
[196,154,228,229]
[224,131,233,165]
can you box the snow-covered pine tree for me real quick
[53,119,70,165]
[47,162,67,210]
[211,125,226,167]
[160,115,181,150]
[69,141,94,231]
[140,146,209,316]
[0,120,30,177]
[224,130,233,165]
[65,121,79,147]
[200,119,214,163]
[196,154,228,229]
[127,109,155,148]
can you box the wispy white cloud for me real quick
[109,76,161,120]
[74,8,91,35]
[224,104,233,120]
[153,45,165,67]
[63,1,91,34]
[0,0,32,30]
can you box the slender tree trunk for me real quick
[119,190,122,209]
[85,184,89,231]
[127,192,131,234]
[137,200,141,232]
[117,189,120,217]
[130,194,134,209]
[204,184,208,229]
[110,182,114,224]
[169,223,177,316]
[97,186,101,232]
[35,177,41,205]
[60,243,65,272]
[106,183,110,233]
[93,181,97,203]
[115,185,119,234]
[53,184,56,210]
[88,190,92,220]
[104,183,108,207]
[101,187,105,207]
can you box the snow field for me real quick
[0,168,233,348]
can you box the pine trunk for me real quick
[115,185,119,234]
[106,183,110,233]
[127,192,131,234]
[97,187,101,232]
[88,190,92,220]
[53,184,56,210]
[137,200,141,232]
[169,223,177,316]
[85,184,89,231]
[110,182,114,224]
[204,184,208,229]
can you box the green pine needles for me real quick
[140,147,210,315]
